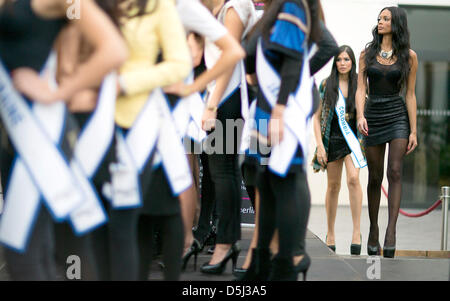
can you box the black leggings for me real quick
[257,169,311,258]
[204,89,243,245]
[194,152,216,243]
[138,214,184,280]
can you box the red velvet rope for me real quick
[381,185,442,218]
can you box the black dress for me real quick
[328,113,357,162]
[364,60,410,146]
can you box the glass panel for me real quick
[401,5,450,208]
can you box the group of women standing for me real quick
[0,0,418,281]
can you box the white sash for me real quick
[105,88,163,209]
[256,39,314,176]
[173,74,206,142]
[68,73,118,234]
[335,89,367,169]
[0,55,84,251]
[153,92,192,195]
[240,98,257,153]
[207,60,249,121]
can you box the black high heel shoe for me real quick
[367,242,381,256]
[182,239,201,271]
[200,244,241,275]
[326,235,336,252]
[383,246,396,258]
[294,253,311,281]
[350,235,362,255]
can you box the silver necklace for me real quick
[379,49,393,59]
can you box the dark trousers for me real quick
[257,169,311,258]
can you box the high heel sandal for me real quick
[200,244,241,275]
[350,234,362,255]
[294,253,311,281]
[182,239,201,271]
[326,235,336,252]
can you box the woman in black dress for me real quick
[312,45,363,255]
[356,6,418,258]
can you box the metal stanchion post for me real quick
[441,186,449,251]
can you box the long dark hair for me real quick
[364,6,411,89]
[324,45,358,113]
[257,0,321,45]
[96,0,158,26]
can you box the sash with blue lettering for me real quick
[335,88,367,169]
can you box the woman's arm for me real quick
[356,51,368,136]
[12,0,128,103]
[405,50,418,155]
[202,7,245,131]
[309,21,339,76]
[205,7,245,109]
[119,0,192,96]
[313,99,327,166]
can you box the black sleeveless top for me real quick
[0,0,66,72]
[367,60,402,96]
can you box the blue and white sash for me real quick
[207,60,249,122]
[152,92,192,196]
[0,54,85,251]
[173,74,206,143]
[256,39,314,176]
[105,88,163,209]
[68,73,118,234]
[335,89,367,169]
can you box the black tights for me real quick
[366,138,408,247]
[138,214,184,280]
[257,169,311,259]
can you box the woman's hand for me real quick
[317,145,328,167]
[202,107,217,131]
[357,116,369,136]
[12,68,59,104]
[268,104,285,146]
[406,132,418,155]
[163,81,192,97]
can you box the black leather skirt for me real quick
[364,95,410,147]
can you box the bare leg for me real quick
[241,189,260,269]
[179,154,200,253]
[325,158,344,246]
[344,155,362,244]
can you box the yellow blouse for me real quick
[116,0,192,128]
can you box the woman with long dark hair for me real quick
[237,0,321,281]
[0,0,127,280]
[356,6,418,258]
[312,45,363,255]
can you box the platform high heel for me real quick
[200,244,241,275]
[350,235,362,255]
[383,246,396,258]
[367,242,381,256]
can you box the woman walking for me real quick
[356,6,418,258]
[312,45,364,255]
